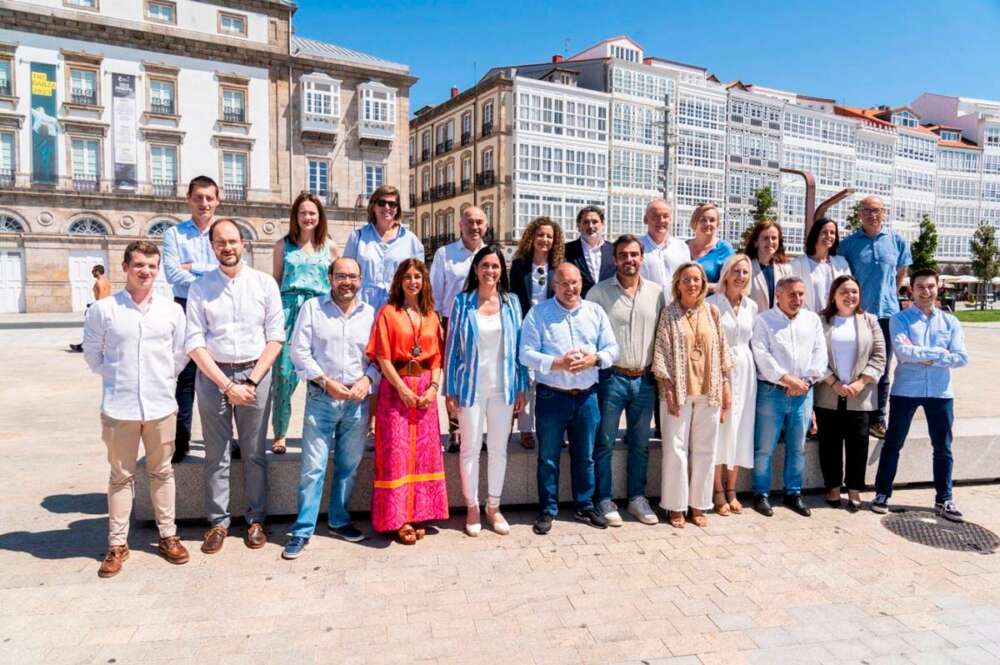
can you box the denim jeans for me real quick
[752,381,812,497]
[290,385,368,537]
[595,370,656,502]
[873,317,893,425]
[535,384,600,515]
[874,396,954,504]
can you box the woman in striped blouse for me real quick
[444,245,529,536]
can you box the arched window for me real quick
[0,215,25,233]
[147,220,175,237]
[68,218,109,236]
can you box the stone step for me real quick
[135,416,1000,522]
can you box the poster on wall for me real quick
[112,73,137,190]
[30,63,58,186]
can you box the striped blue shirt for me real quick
[162,219,219,299]
[443,291,528,407]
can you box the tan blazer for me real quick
[814,311,886,411]
[749,259,794,313]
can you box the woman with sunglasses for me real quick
[509,217,565,449]
[343,185,424,311]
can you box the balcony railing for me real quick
[223,184,247,200]
[421,148,430,162]
[150,100,175,115]
[71,88,97,106]
[0,168,14,187]
[151,179,177,197]
[475,170,495,188]
[431,183,455,201]
[461,131,471,146]
[421,190,431,203]
[73,175,100,192]
[223,108,245,123]
[481,122,493,137]
[460,178,471,193]
[435,139,453,156]
[409,194,417,208]
[0,81,11,97]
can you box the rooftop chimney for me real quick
[450,86,459,99]
[552,54,563,63]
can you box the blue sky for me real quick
[292,0,1000,114]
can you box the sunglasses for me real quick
[375,199,399,209]
[536,266,546,286]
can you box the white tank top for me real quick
[475,311,505,396]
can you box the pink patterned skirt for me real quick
[371,371,449,532]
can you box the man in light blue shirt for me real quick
[520,263,619,534]
[838,195,912,438]
[872,268,968,521]
[161,176,221,462]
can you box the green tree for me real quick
[739,186,776,252]
[844,201,862,232]
[910,213,939,273]
[970,221,1000,301]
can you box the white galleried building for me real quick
[0,0,414,313]
[410,35,999,266]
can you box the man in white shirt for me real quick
[83,241,190,578]
[429,206,487,452]
[639,198,691,302]
[282,258,379,559]
[520,263,619,535]
[185,218,285,555]
[749,276,827,518]
[565,205,615,298]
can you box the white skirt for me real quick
[716,344,756,469]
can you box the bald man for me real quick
[430,205,489,451]
[520,263,619,534]
[639,199,691,303]
[838,195,912,438]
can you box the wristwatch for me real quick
[244,376,259,388]
[313,376,327,391]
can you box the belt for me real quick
[217,360,257,372]
[610,365,650,378]
[538,383,596,397]
[394,360,432,377]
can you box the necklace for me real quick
[406,306,423,358]
[686,305,705,362]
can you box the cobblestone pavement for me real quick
[2,326,1000,665]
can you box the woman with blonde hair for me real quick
[707,253,757,514]
[508,216,565,449]
[687,202,734,287]
[745,219,793,313]
[652,261,733,528]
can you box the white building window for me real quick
[612,102,663,146]
[66,0,97,9]
[983,181,1000,203]
[677,128,726,170]
[939,130,961,142]
[938,149,979,173]
[146,1,176,23]
[482,101,494,131]
[303,77,340,123]
[782,146,853,188]
[610,149,662,191]
[358,82,396,140]
[70,68,98,106]
[610,44,640,62]
[482,148,494,173]
[222,88,246,123]
[856,139,894,165]
[0,131,14,177]
[150,145,177,189]
[148,220,175,237]
[610,67,672,102]
[68,218,108,235]
[308,159,328,198]
[891,111,918,128]
[985,127,1000,147]
[0,58,12,97]
[0,214,24,233]
[150,79,175,115]
[897,134,936,162]
[71,137,100,186]
[677,96,726,132]
[936,205,979,229]
[219,12,247,37]
[365,163,385,197]
[222,151,247,199]
[783,110,854,147]
[938,177,978,200]
[461,156,471,184]
[461,111,472,141]
[894,168,934,192]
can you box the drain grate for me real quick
[881,511,1000,553]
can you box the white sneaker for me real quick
[598,499,623,527]
[627,496,659,525]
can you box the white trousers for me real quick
[660,395,720,512]
[458,393,514,507]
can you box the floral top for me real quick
[652,301,733,407]
[280,238,331,296]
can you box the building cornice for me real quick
[409,76,512,129]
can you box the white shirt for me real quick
[185,266,285,363]
[583,237,605,283]
[530,262,548,306]
[83,290,188,421]
[290,294,379,389]
[639,233,691,302]
[750,306,828,384]
[430,239,483,317]
[830,315,859,383]
[475,311,504,395]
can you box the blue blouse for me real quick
[342,223,424,311]
[695,240,735,283]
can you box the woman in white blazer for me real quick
[814,275,886,512]
[791,218,852,313]
[745,220,794,313]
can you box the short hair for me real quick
[644,198,671,221]
[209,217,242,242]
[910,267,940,283]
[804,217,840,257]
[612,234,643,256]
[744,219,789,264]
[387,258,435,315]
[288,191,328,246]
[671,261,709,305]
[463,245,511,295]
[776,276,805,292]
[187,175,219,198]
[820,275,865,322]
[514,216,565,267]
[714,253,752,297]
[366,185,402,224]
[689,202,720,231]
[91,264,105,275]
[575,205,605,226]
[328,256,360,276]
[123,240,160,265]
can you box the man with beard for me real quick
[185,218,285,554]
[282,258,379,558]
[565,205,614,298]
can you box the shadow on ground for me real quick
[0,518,105,559]
[41,492,105,515]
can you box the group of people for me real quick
[82,175,969,577]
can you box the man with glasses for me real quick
[565,205,615,298]
[839,195,912,439]
[639,199,690,304]
[282,258,379,558]
[185,218,285,555]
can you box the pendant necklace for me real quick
[688,305,704,362]
[407,307,423,358]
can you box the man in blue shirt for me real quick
[838,195,912,439]
[520,263,619,535]
[871,268,968,521]
[161,175,220,462]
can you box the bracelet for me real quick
[222,380,235,394]
[428,382,439,391]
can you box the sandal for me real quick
[271,438,287,455]
[689,510,708,528]
[668,511,685,529]
[519,432,535,450]
[397,524,417,545]
[414,527,426,540]
[726,490,742,514]
[713,490,731,516]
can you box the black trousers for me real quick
[816,401,870,491]
[174,297,196,456]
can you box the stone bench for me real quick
[135,416,1000,522]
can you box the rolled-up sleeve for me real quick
[263,278,286,343]
[594,307,619,369]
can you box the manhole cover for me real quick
[882,511,1000,553]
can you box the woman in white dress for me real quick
[790,217,851,313]
[707,254,757,515]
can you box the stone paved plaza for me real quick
[2,319,1000,665]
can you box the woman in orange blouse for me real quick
[366,258,449,544]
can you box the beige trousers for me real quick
[660,395,720,512]
[101,412,177,546]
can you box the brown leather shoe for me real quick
[98,544,129,578]
[245,522,267,549]
[158,536,190,565]
[201,525,228,554]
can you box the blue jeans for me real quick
[874,396,954,504]
[752,382,812,497]
[290,386,368,537]
[535,384,600,515]
[874,317,893,424]
[595,370,656,502]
